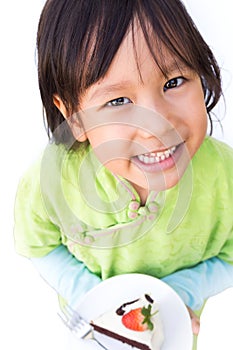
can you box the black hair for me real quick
[37,0,222,144]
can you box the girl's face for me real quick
[68,27,207,201]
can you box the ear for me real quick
[53,94,67,117]
[53,94,87,142]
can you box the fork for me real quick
[58,304,108,349]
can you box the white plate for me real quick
[76,273,193,350]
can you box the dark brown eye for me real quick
[164,77,184,91]
[107,97,131,106]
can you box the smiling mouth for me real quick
[136,145,177,164]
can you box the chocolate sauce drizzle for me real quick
[145,294,154,304]
[116,294,154,316]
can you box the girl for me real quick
[14,0,233,348]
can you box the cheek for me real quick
[87,126,133,167]
[186,87,208,132]
[194,104,208,134]
[87,125,127,146]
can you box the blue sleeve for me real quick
[30,245,101,308]
[162,257,233,311]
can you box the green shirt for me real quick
[14,137,233,280]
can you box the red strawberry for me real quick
[122,308,147,331]
[122,305,156,331]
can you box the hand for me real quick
[186,306,200,335]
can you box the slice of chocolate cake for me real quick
[90,294,164,350]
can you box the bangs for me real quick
[70,0,221,111]
[52,1,135,112]
[72,2,196,87]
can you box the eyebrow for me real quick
[87,80,134,102]
[161,60,190,77]
[86,61,190,103]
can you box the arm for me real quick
[31,245,101,308]
[162,257,233,311]
[14,159,101,308]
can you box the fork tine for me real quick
[58,303,92,338]
[63,304,80,329]
[58,304,109,349]
[66,304,82,322]
[57,311,72,329]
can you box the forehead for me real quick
[81,25,187,105]
[111,24,186,75]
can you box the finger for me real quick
[191,316,200,335]
[187,306,200,335]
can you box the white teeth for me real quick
[137,146,177,164]
[156,152,163,157]
[161,154,165,161]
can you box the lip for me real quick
[132,142,185,173]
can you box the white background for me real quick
[0,1,232,349]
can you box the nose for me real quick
[132,103,175,139]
